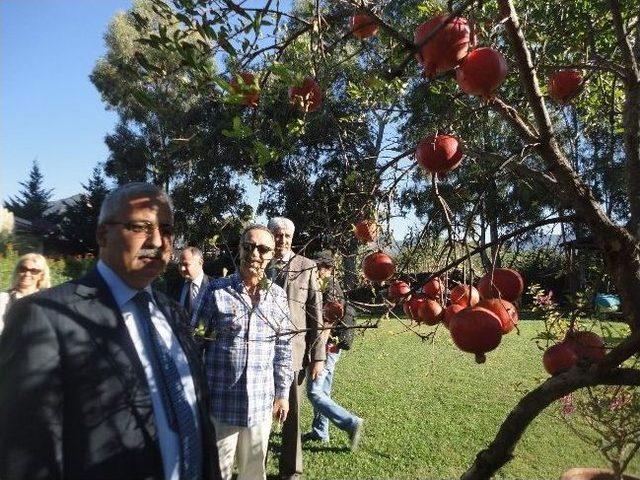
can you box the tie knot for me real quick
[133,290,153,309]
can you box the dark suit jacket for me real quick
[174,274,210,316]
[0,268,221,480]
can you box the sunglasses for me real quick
[18,266,42,275]
[241,242,274,256]
[105,221,174,237]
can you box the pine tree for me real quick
[5,160,54,220]
[59,167,110,254]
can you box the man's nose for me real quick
[145,226,164,248]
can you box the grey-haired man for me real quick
[267,217,324,480]
[0,182,221,480]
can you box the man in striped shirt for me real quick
[193,224,293,480]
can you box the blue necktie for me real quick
[133,291,202,480]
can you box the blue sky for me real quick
[1,0,133,203]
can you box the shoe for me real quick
[349,419,363,451]
[301,431,328,443]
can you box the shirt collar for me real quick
[278,251,295,263]
[97,260,153,308]
[191,271,205,287]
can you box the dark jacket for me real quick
[173,273,210,316]
[325,276,356,350]
[0,268,221,480]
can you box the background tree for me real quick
[4,159,55,222]
[92,0,253,248]
[58,167,110,255]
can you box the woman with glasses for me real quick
[0,253,51,331]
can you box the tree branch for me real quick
[461,367,640,480]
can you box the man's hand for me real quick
[273,397,289,423]
[309,360,325,381]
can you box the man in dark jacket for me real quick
[176,246,210,316]
[0,182,221,480]
[302,250,363,451]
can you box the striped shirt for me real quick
[192,273,293,427]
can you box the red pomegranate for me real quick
[456,47,507,98]
[442,303,464,329]
[415,134,463,174]
[548,70,583,103]
[323,301,344,324]
[414,15,473,77]
[230,71,260,107]
[543,342,578,375]
[362,251,395,282]
[450,284,480,307]
[388,280,411,302]
[422,277,443,299]
[417,299,443,326]
[477,268,524,302]
[350,13,379,39]
[405,294,427,321]
[354,219,379,243]
[449,306,503,363]
[565,331,606,362]
[477,298,518,334]
[289,77,323,112]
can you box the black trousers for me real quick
[278,369,306,477]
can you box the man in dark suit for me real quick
[0,182,221,480]
[268,217,325,480]
[177,246,209,316]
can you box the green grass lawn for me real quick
[266,317,639,479]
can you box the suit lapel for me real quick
[71,269,158,443]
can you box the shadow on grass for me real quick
[303,444,349,454]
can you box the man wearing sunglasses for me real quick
[267,217,324,480]
[192,224,293,480]
[0,182,221,480]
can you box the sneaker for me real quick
[349,419,364,451]
[302,431,328,444]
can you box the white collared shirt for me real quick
[97,260,199,480]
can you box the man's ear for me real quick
[96,224,108,248]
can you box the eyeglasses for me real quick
[18,266,42,275]
[241,242,274,256]
[105,221,174,237]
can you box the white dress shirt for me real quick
[97,261,199,480]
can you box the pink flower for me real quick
[561,394,575,416]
